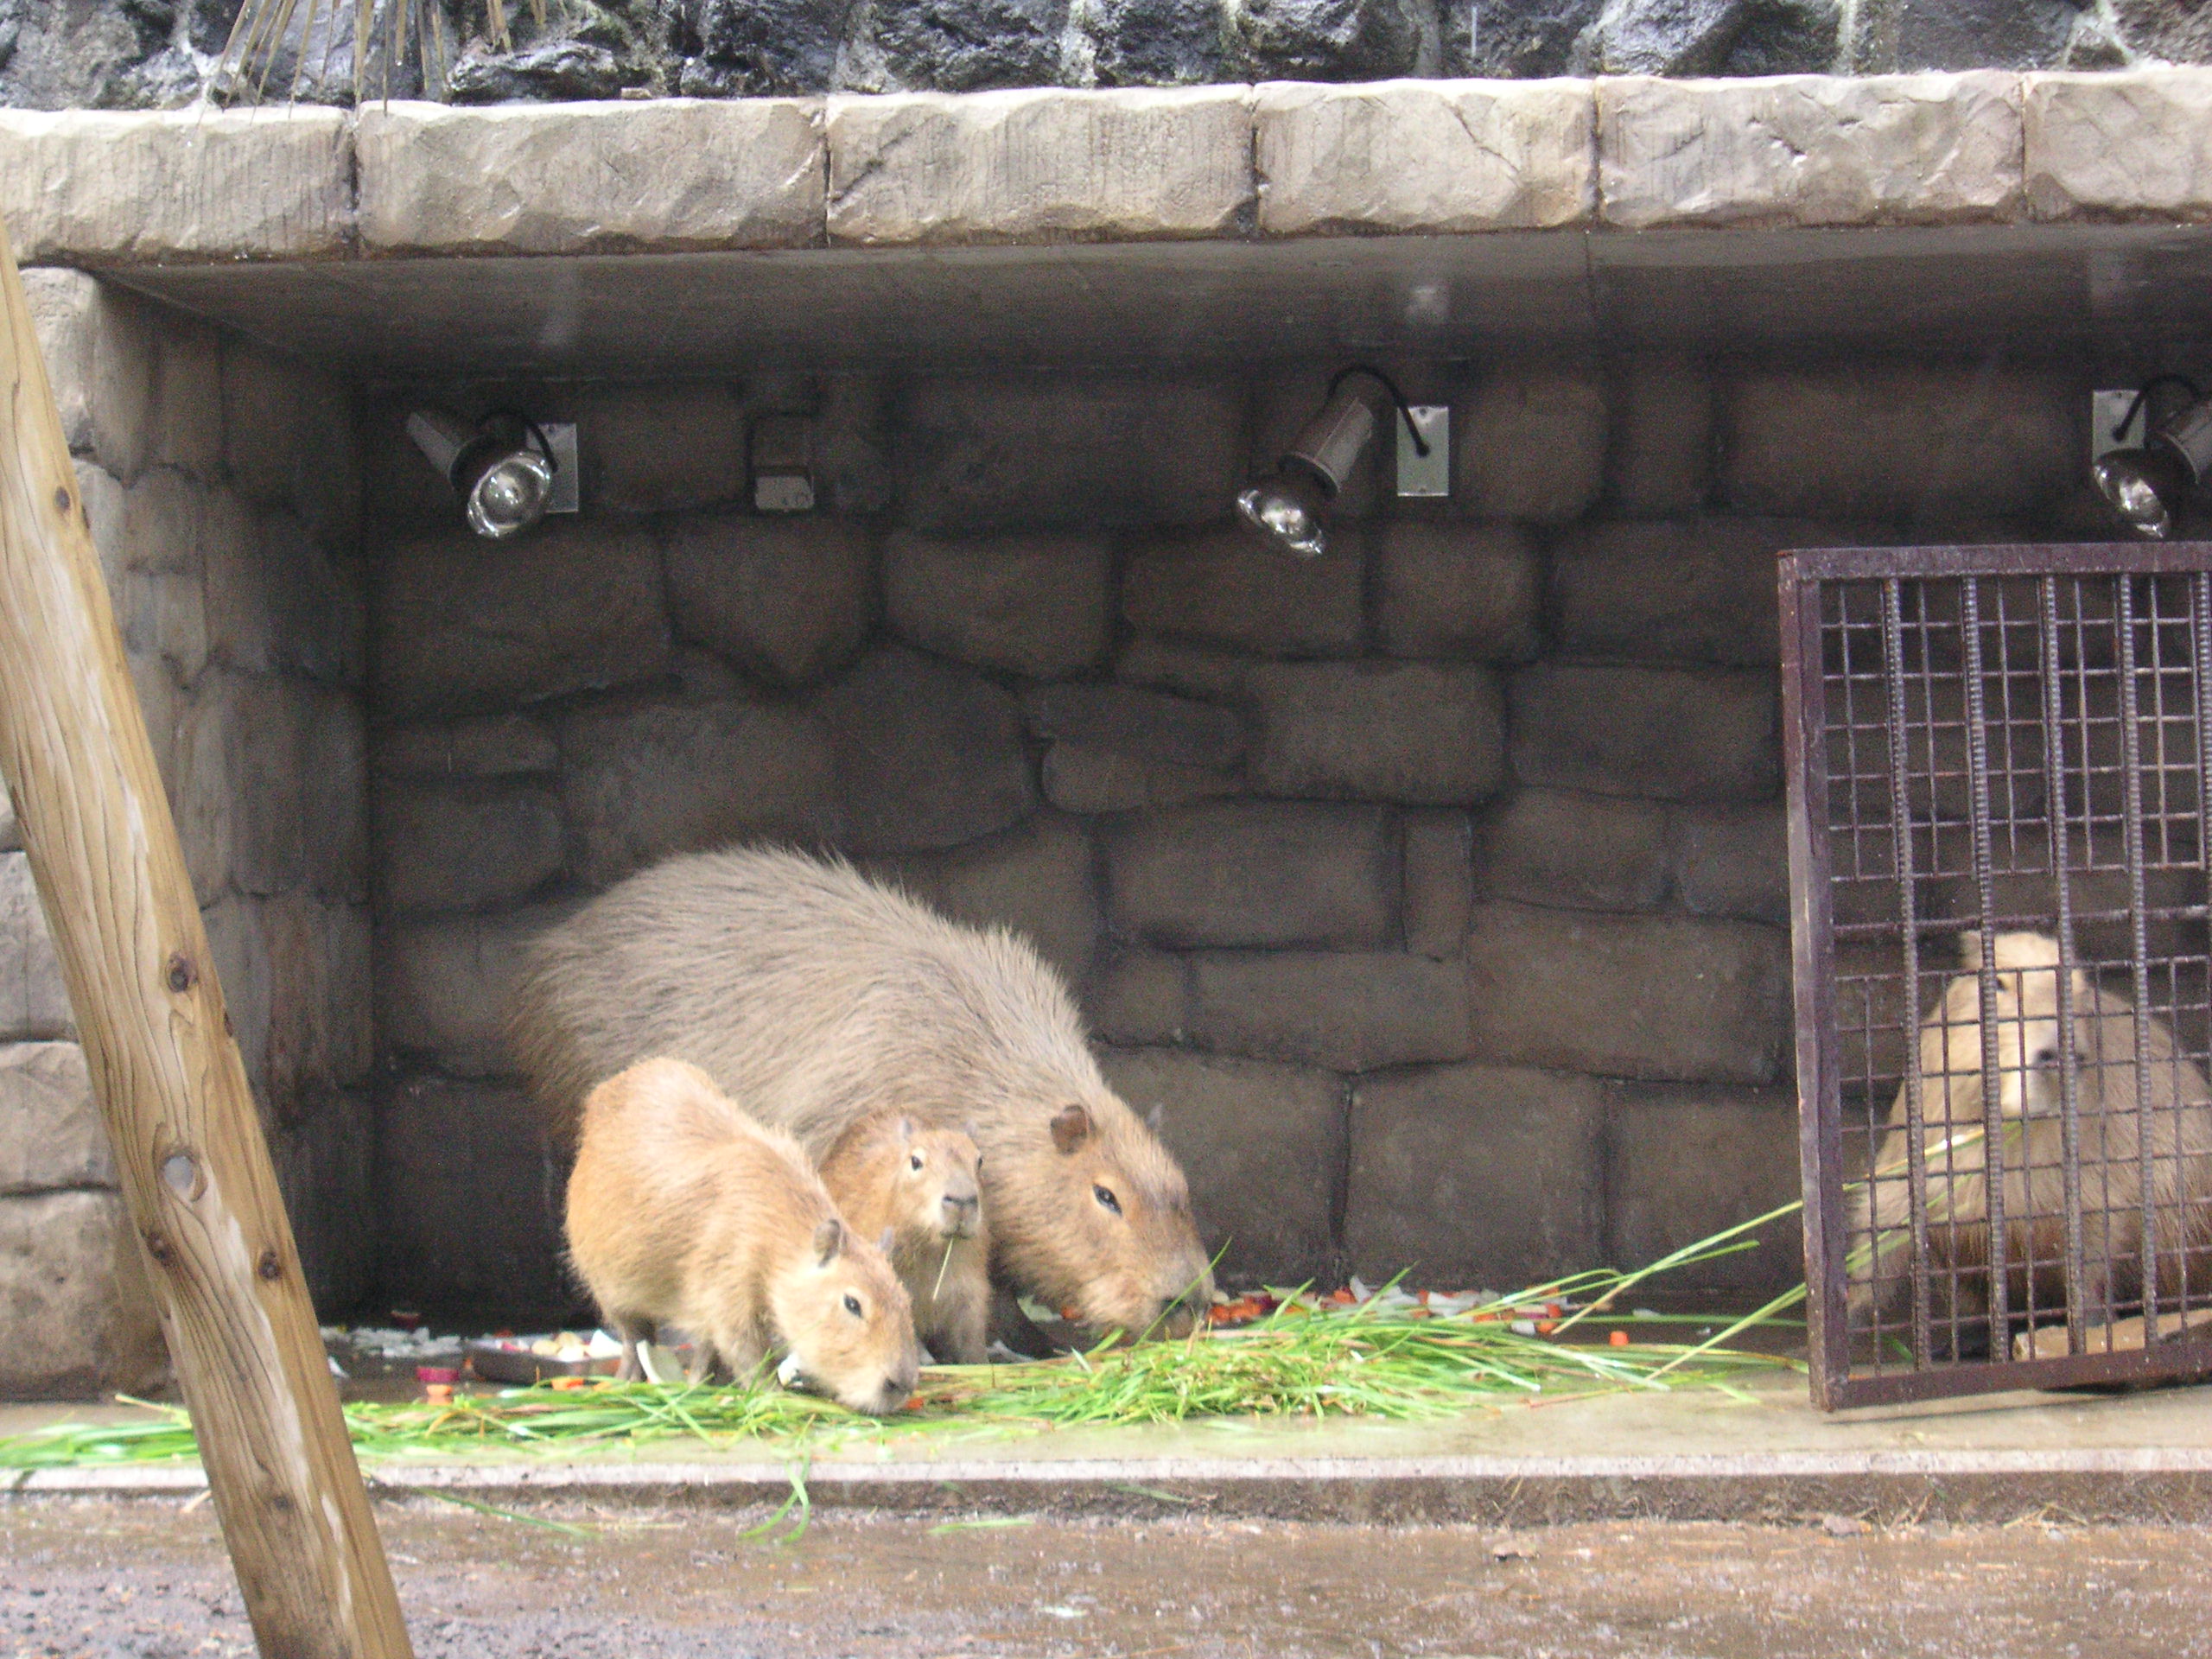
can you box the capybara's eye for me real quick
[1093,1183,1122,1216]
[843,1293,863,1318]
[909,1152,925,1172]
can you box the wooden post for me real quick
[0,226,414,1653]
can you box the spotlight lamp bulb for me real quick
[1236,468,1331,558]
[2094,375,2212,541]
[407,407,561,541]
[1236,364,1433,559]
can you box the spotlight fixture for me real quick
[1236,365,1434,559]
[2094,374,2212,540]
[407,408,562,540]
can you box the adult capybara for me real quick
[565,1057,919,1413]
[820,1113,990,1364]
[514,847,1215,1339]
[1850,931,2212,1339]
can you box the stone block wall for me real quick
[0,275,369,1397]
[365,352,2098,1314]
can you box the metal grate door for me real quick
[1783,544,2212,1408]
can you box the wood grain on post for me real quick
[0,224,413,1656]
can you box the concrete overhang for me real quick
[4,70,2211,377]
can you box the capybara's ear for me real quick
[814,1217,846,1265]
[879,1228,895,1257]
[1959,931,1986,972]
[1050,1103,1091,1154]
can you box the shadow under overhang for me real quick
[103,221,2212,379]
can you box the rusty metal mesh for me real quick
[1784,547,2212,1408]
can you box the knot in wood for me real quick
[257,1249,282,1281]
[156,1159,204,1211]
[164,952,196,995]
[51,486,68,513]
[144,1230,174,1267]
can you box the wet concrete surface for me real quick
[5,1496,2211,1658]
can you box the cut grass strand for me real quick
[410,1486,596,1537]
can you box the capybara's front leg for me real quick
[610,1314,654,1382]
[988,1281,1055,1357]
[931,1282,990,1366]
[709,1325,769,1389]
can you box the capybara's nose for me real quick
[1163,1268,1215,1314]
[1155,1277,1213,1335]
[942,1192,980,1237]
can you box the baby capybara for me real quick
[820,1113,990,1364]
[513,847,1215,1339]
[565,1057,919,1413]
[1851,930,2212,1338]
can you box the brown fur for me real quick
[819,1113,990,1364]
[1850,931,2212,1334]
[512,847,1215,1338]
[565,1058,919,1413]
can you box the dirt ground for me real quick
[5,1497,2210,1659]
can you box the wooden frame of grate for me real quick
[1783,543,2212,1409]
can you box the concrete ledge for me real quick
[1255,79,1593,236]
[826,87,1255,246]
[10,72,2212,270]
[2024,69,2212,222]
[13,1377,2212,1522]
[356,99,827,255]
[0,108,352,264]
[1597,73,2025,231]
[17,1447,2212,1524]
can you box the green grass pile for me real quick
[0,1212,1807,1471]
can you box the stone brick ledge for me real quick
[0,108,351,265]
[1596,72,2027,230]
[827,87,1256,246]
[3,71,2212,266]
[356,99,826,255]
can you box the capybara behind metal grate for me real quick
[1782,545,2212,1408]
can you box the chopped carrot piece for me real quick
[1609,1330,1630,1347]
[1535,1319,1557,1337]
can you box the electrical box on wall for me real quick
[2092,390,2147,462]
[1396,405,1450,497]
[751,416,815,513]
[543,423,581,514]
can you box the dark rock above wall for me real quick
[10,0,2212,108]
